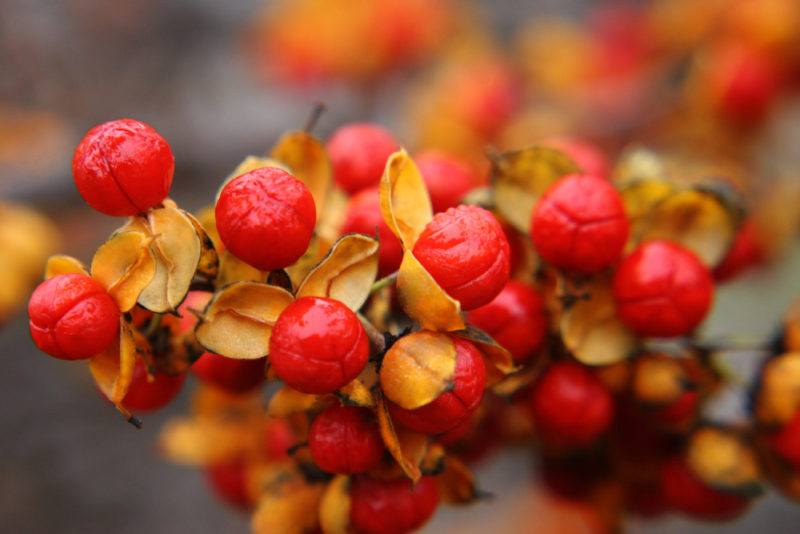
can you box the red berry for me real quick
[349,475,439,534]
[309,404,384,474]
[543,137,610,180]
[340,187,403,276]
[661,457,748,520]
[613,240,714,338]
[530,362,613,447]
[122,358,185,412]
[713,45,780,126]
[175,290,212,334]
[206,459,253,510]
[28,273,119,360]
[531,173,629,274]
[263,418,296,461]
[389,336,486,434]
[269,297,369,394]
[770,410,800,471]
[414,150,477,213]
[216,167,316,271]
[413,205,510,310]
[327,123,400,195]
[191,352,266,394]
[72,118,174,216]
[467,280,547,364]
[713,219,764,282]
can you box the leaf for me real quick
[687,427,762,496]
[396,251,464,332]
[182,210,219,280]
[491,145,580,233]
[453,324,516,375]
[376,394,427,482]
[296,233,379,311]
[319,475,351,534]
[89,318,137,417]
[91,226,156,312]
[267,386,329,418]
[195,282,294,359]
[379,149,432,248]
[44,255,88,279]
[217,251,266,287]
[216,156,288,203]
[270,130,331,219]
[251,472,324,534]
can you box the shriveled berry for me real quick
[530,361,613,447]
[191,352,266,394]
[327,123,400,194]
[269,297,369,394]
[340,187,403,276]
[72,118,174,216]
[206,459,253,510]
[389,336,486,434]
[414,150,477,213]
[215,167,316,271]
[531,173,628,274]
[661,457,749,520]
[350,475,439,534]
[413,205,510,310]
[28,273,119,360]
[309,404,384,474]
[467,280,547,364]
[122,358,185,412]
[613,240,714,338]
[543,137,609,179]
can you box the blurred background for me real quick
[2,0,800,532]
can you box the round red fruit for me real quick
[350,475,439,534]
[206,459,253,510]
[531,173,629,274]
[122,358,185,412]
[191,352,266,394]
[543,137,610,180]
[72,118,174,216]
[269,297,369,394]
[414,150,477,213]
[327,123,400,194]
[770,410,800,471]
[413,205,510,310]
[530,361,613,447]
[389,336,486,434]
[340,187,403,276]
[661,457,749,520]
[309,404,384,474]
[467,280,547,364]
[28,273,119,360]
[264,418,296,461]
[713,219,764,282]
[613,240,714,338]
[215,167,316,271]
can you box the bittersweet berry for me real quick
[121,358,185,412]
[714,219,764,282]
[712,45,780,126]
[467,280,547,364]
[206,459,253,510]
[530,361,613,447]
[72,118,174,216]
[263,417,296,461]
[769,411,800,471]
[613,240,714,338]
[269,297,369,394]
[413,205,510,310]
[531,173,629,274]
[414,150,477,213]
[327,123,400,194]
[543,137,610,179]
[191,352,267,394]
[28,273,119,360]
[349,475,439,534]
[388,336,486,434]
[661,457,748,520]
[215,167,316,271]
[309,404,384,474]
[340,187,403,276]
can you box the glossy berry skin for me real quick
[414,150,476,213]
[661,457,748,520]
[340,187,403,276]
[467,280,547,364]
[269,297,369,394]
[191,352,266,394]
[350,475,439,534]
[309,404,384,474]
[206,460,253,510]
[215,167,316,271]
[413,205,510,310]
[28,274,119,360]
[72,118,174,216]
[770,411,800,471]
[531,173,629,274]
[613,240,714,338]
[530,362,613,447]
[122,358,185,412]
[389,336,486,434]
[544,137,610,179]
[327,123,400,195]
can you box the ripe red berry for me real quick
[713,219,764,282]
[340,187,403,276]
[713,46,780,126]
[543,137,610,179]
[72,118,174,216]
[414,150,477,213]
[122,358,185,412]
[531,173,629,274]
[215,167,316,271]
[309,404,384,474]
[530,361,613,447]
[28,273,119,360]
[661,457,748,520]
[770,411,800,471]
[413,205,510,310]
[263,418,296,461]
[349,475,439,534]
[191,352,266,394]
[467,280,547,364]
[269,297,369,394]
[388,336,486,434]
[613,240,714,338]
[327,123,400,194]
[206,459,253,510]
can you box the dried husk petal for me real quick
[89,318,138,417]
[612,146,667,186]
[270,130,331,219]
[375,394,427,482]
[44,255,88,279]
[267,386,329,418]
[91,226,156,312]
[755,352,800,426]
[251,469,324,534]
[687,427,762,496]
[438,456,480,504]
[182,210,219,280]
[454,324,516,375]
[396,251,464,332]
[319,475,351,534]
[379,149,432,249]
[337,362,378,408]
[216,251,266,287]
